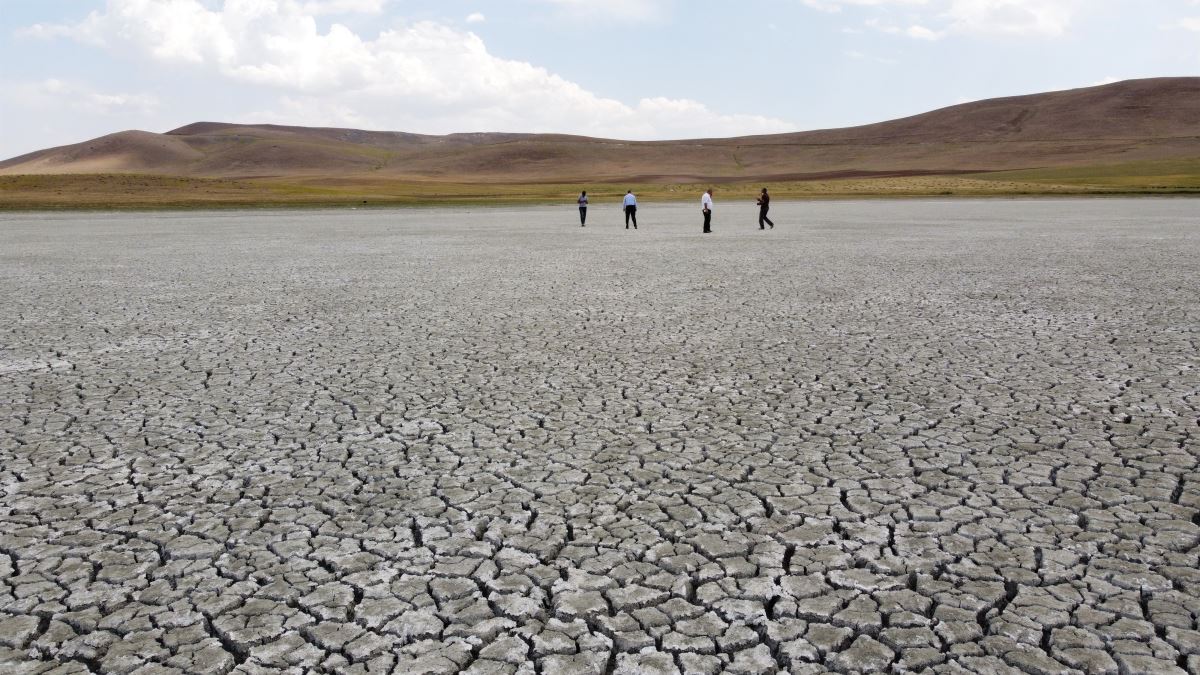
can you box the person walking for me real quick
[577,191,589,226]
[757,188,775,230]
[701,188,714,233]
[623,190,638,229]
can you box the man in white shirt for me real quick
[623,190,638,229]
[701,188,714,233]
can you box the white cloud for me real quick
[28,0,794,139]
[10,78,159,115]
[18,24,73,40]
[864,18,943,40]
[298,0,390,14]
[844,50,899,65]
[906,24,942,39]
[535,0,669,22]
[945,0,1078,37]
[1179,17,1200,31]
[466,12,486,24]
[812,0,1080,38]
[802,0,929,12]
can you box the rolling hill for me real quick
[2,78,1198,206]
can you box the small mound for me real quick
[0,131,203,175]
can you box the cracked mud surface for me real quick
[1,200,1197,675]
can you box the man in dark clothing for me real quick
[757,188,775,230]
[578,191,588,226]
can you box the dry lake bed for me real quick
[1,199,1197,674]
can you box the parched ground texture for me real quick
[0,200,1197,675]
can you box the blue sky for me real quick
[2,0,1198,159]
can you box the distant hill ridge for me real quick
[3,77,1198,182]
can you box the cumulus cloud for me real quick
[466,12,486,24]
[1179,17,1200,31]
[26,0,793,139]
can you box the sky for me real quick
[1,0,1198,159]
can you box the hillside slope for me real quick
[2,78,1198,183]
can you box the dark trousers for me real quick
[579,207,587,225]
[702,209,712,233]
[759,206,774,229]
[625,206,637,228]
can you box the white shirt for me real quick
[701,193,713,210]
[623,193,637,207]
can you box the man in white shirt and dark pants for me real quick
[701,188,714,234]
[623,190,638,229]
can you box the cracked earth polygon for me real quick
[1,200,1197,674]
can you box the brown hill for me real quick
[1,130,204,175]
[787,76,1200,143]
[3,78,1198,183]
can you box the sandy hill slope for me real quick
[1,130,205,175]
[3,78,1198,183]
